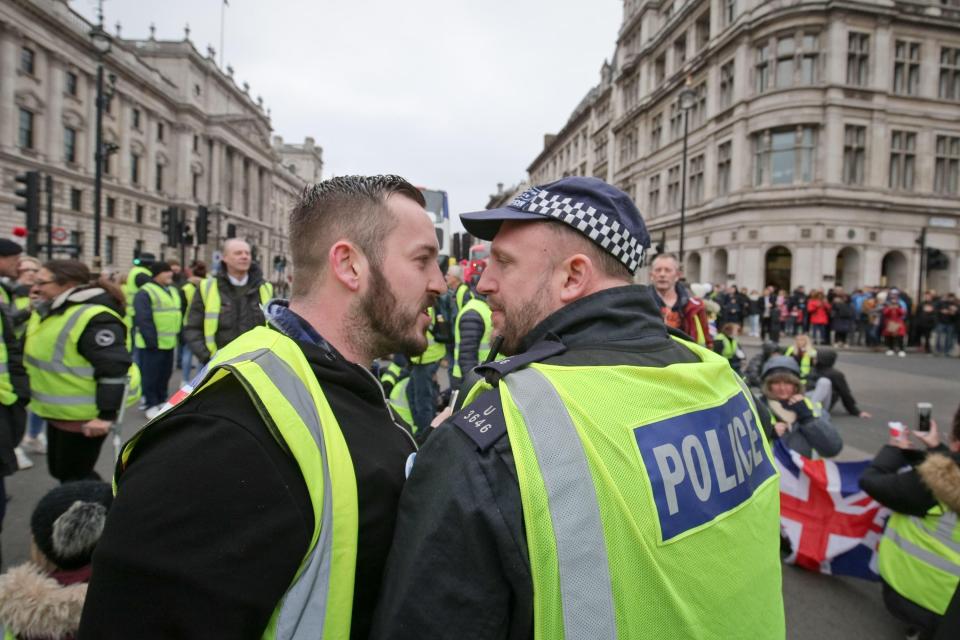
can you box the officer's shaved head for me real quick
[289,175,425,299]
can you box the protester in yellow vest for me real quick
[80,174,446,639]
[182,239,273,364]
[785,334,817,385]
[406,306,446,434]
[450,295,492,389]
[374,177,785,639]
[861,407,960,639]
[0,243,29,498]
[446,264,472,314]
[24,260,139,484]
[177,260,207,382]
[133,262,183,420]
[122,254,154,334]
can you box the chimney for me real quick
[497,182,504,194]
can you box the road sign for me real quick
[52,226,68,243]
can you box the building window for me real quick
[757,32,818,93]
[192,172,201,200]
[667,165,681,210]
[669,101,683,140]
[674,34,687,66]
[623,74,639,111]
[843,125,866,185]
[720,60,735,109]
[847,32,870,86]
[689,154,704,205]
[655,54,666,86]
[134,239,144,258]
[18,108,34,149]
[889,130,916,191]
[106,236,116,265]
[755,43,771,93]
[20,47,35,74]
[157,121,165,142]
[893,41,921,95]
[193,134,200,152]
[106,197,116,218]
[64,127,77,163]
[776,37,795,89]
[723,0,737,27]
[132,108,141,130]
[135,204,144,224]
[650,113,663,151]
[70,188,82,211]
[717,141,732,195]
[689,83,707,128]
[753,125,817,186]
[155,163,164,192]
[939,47,960,100]
[696,13,710,51]
[66,71,79,97]
[648,174,661,217]
[103,152,112,176]
[130,153,140,184]
[934,135,960,194]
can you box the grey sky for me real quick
[74,0,621,227]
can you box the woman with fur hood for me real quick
[860,405,960,640]
[0,481,112,639]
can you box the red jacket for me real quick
[806,299,831,325]
[881,304,907,337]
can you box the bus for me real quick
[419,187,451,258]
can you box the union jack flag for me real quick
[773,440,889,581]
[157,365,211,415]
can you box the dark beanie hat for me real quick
[0,239,24,257]
[150,261,173,277]
[30,481,113,570]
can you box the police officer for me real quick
[373,177,785,639]
[450,293,492,391]
[80,175,445,639]
[25,260,139,483]
[133,262,182,419]
[182,238,273,364]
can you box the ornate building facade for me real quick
[528,0,960,294]
[0,0,322,285]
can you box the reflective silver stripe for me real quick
[24,354,95,376]
[98,377,128,385]
[204,348,335,639]
[32,391,95,406]
[157,332,180,337]
[912,511,960,556]
[0,363,7,375]
[204,313,220,320]
[504,367,617,640]
[53,304,100,365]
[886,526,960,577]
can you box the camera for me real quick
[916,402,933,434]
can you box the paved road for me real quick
[3,348,958,638]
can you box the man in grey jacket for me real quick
[182,239,273,364]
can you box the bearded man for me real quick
[80,175,445,640]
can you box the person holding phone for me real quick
[860,403,960,640]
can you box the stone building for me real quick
[527,0,960,295]
[0,0,322,286]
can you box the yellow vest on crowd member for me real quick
[198,277,273,358]
[388,377,413,428]
[879,507,960,615]
[24,304,141,421]
[784,346,815,382]
[181,280,200,324]
[0,324,16,407]
[410,307,445,366]
[459,337,785,639]
[716,333,740,360]
[380,361,402,390]
[134,283,182,351]
[454,283,472,312]
[11,295,31,339]
[117,326,359,639]
[123,266,152,327]
[452,298,492,379]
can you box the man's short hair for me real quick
[651,252,681,268]
[289,175,425,298]
[545,221,632,281]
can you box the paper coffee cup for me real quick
[888,421,905,438]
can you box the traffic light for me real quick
[196,206,209,245]
[15,171,41,238]
[161,207,179,246]
[926,247,949,271]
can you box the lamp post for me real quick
[677,86,696,266]
[90,23,116,275]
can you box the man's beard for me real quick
[345,263,432,360]
[492,276,553,356]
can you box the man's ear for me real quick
[558,253,592,304]
[329,241,365,292]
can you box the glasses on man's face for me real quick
[32,280,55,287]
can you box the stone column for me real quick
[827,17,847,85]
[233,152,243,215]
[144,112,155,192]
[117,100,131,187]
[175,124,192,200]
[0,27,18,150]
[873,21,892,93]
[730,119,748,191]
[46,54,65,163]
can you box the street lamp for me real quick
[90,23,116,275]
[677,86,696,266]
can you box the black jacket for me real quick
[861,445,960,518]
[182,263,269,363]
[35,287,131,421]
[812,349,862,416]
[79,307,416,640]
[455,307,486,380]
[370,285,702,640]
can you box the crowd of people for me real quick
[0,174,955,639]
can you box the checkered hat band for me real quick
[522,190,643,272]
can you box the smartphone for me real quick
[916,402,933,434]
